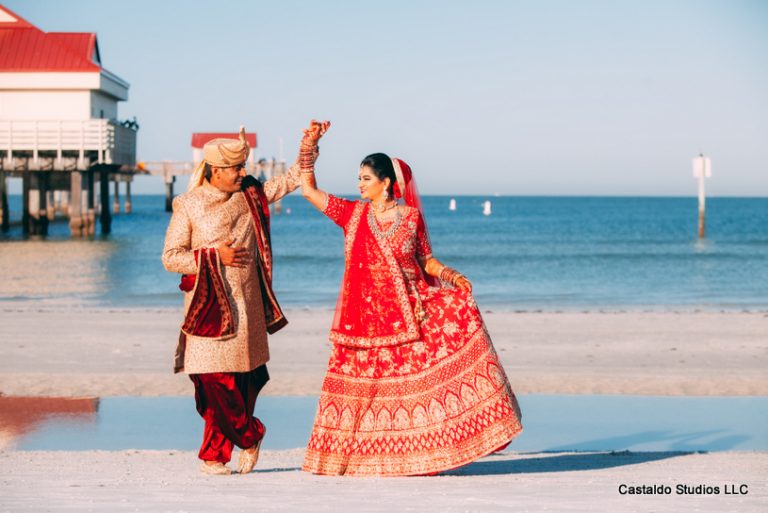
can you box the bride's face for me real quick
[358,165,390,202]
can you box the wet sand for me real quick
[0,307,766,397]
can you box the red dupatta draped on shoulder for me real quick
[179,176,287,338]
[325,198,421,348]
[241,175,288,334]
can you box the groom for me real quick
[162,126,321,475]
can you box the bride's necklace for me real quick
[369,204,402,239]
[371,200,397,213]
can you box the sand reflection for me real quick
[0,396,99,450]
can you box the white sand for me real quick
[0,449,765,512]
[1,308,765,512]
[0,307,765,397]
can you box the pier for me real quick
[0,119,137,236]
[0,5,138,237]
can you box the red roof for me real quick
[0,5,101,72]
[191,133,258,149]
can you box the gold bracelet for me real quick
[439,266,463,286]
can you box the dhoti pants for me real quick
[189,365,269,463]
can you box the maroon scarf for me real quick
[241,176,288,334]
[181,248,235,338]
[179,176,287,338]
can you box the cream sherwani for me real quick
[162,166,300,374]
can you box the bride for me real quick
[297,120,522,476]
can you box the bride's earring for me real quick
[383,190,389,201]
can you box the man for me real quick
[162,125,321,475]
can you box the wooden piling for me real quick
[125,180,132,214]
[46,189,55,221]
[113,179,120,214]
[69,171,83,236]
[697,168,706,239]
[99,167,111,235]
[165,175,175,212]
[0,171,8,232]
[86,169,95,236]
[692,154,711,240]
[22,171,30,236]
[38,171,49,235]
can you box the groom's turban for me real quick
[188,126,250,191]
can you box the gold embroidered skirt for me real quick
[303,288,522,476]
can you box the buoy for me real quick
[449,198,456,211]
[483,200,491,216]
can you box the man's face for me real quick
[210,163,247,193]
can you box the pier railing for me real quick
[0,119,137,169]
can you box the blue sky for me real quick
[5,0,768,195]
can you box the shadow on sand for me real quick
[542,429,750,453]
[445,450,692,476]
[250,450,693,476]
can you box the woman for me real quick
[298,121,522,476]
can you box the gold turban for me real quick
[188,126,251,191]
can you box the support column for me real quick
[125,180,132,214]
[46,189,55,221]
[113,179,120,214]
[100,167,112,235]
[165,174,175,212]
[86,169,96,236]
[22,171,31,236]
[0,171,8,232]
[69,171,84,236]
[37,171,49,236]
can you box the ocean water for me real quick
[0,194,766,310]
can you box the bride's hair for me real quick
[360,153,396,195]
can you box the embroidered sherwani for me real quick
[162,166,300,374]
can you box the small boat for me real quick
[449,198,456,211]
[483,200,492,216]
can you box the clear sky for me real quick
[5,0,768,196]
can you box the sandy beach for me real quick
[0,307,765,397]
[2,307,766,512]
[1,448,765,512]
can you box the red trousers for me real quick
[190,365,268,463]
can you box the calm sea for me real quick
[0,194,766,310]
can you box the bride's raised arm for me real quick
[298,120,331,211]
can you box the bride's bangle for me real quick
[439,266,464,286]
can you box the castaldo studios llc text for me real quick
[618,483,749,496]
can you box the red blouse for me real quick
[322,195,435,348]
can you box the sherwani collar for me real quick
[201,180,234,201]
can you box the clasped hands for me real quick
[302,119,331,146]
[299,120,330,168]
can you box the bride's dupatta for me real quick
[329,201,421,349]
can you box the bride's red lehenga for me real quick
[302,191,522,476]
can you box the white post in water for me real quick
[483,200,492,216]
[449,198,456,211]
[692,154,712,239]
